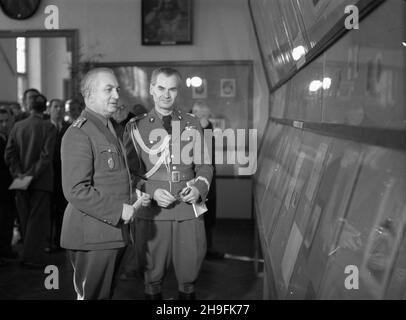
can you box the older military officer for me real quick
[60,68,149,300]
[123,67,213,300]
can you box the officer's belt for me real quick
[147,170,194,183]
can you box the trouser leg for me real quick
[22,190,50,264]
[136,219,172,295]
[204,221,213,250]
[51,195,66,248]
[121,220,139,274]
[15,190,29,242]
[172,216,207,294]
[69,248,122,300]
[0,198,16,256]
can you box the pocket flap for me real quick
[99,145,118,153]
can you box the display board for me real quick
[249,0,385,93]
[253,0,406,299]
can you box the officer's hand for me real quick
[141,193,151,207]
[153,189,176,208]
[121,203,135,224]
[181,186,200,204]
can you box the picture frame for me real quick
[142,0,193,45]
[192,79,207,99]
[220,78,236,97]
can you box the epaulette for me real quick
[72,117,87,128]
[129,113,148,123]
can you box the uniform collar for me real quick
[152,106,184,120]
[82,108,119,147]
[153,107,173,120]
[85,107,109,126]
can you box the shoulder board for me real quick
[186,112,196,118]
[72,117,87,128]
[129,113,148,123]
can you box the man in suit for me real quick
[4,94,57,268]
[123,67,213,300]
[60,68,150,300]
[46,99,70,252]
[0,106,18,264]
[15,88,39,122]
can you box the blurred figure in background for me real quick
[65,98,83,123]
[192,100,224,260]
[111,104,135,141]
[0,106,18,264]
[4,94,57,268]
[10,103,23,122]
[46,99,70,252]
[18,88,40,122]
[132,103,148,116]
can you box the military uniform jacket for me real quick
[123,107,213,221]
[4,113,57,192]
[60,108,131,250]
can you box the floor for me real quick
[0,219,263,300]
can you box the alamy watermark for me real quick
[44,265,59,290]
[344,265,359,290]
[143,123,257,176]
[344,5,359,30]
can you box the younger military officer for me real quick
[60,68,150,300]
[123,67,213,300]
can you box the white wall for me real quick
[41,37,70,99]
[28,38,42,93]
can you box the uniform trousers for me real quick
[69,248,124,300]
[49,191,67,248]
[15,190,50,264]
[135,216,207,295]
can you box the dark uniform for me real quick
[123,107,213,297]
[49,120,69,250]
[0,132,16,259]
[60,108,132,299]
[4,113,57,265]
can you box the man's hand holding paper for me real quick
[180,185,200,204]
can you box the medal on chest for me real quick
[108,157,115,169]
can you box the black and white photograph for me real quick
[142,0,193,45]
[220,78,236,98]
[0,0,405,312]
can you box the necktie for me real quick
[107,119,118,139]
[162,115,172,134]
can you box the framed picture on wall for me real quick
[220,78,236,97]
[192,79,207,99]
[142,0,193,45]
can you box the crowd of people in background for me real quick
[0,89,84,267]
